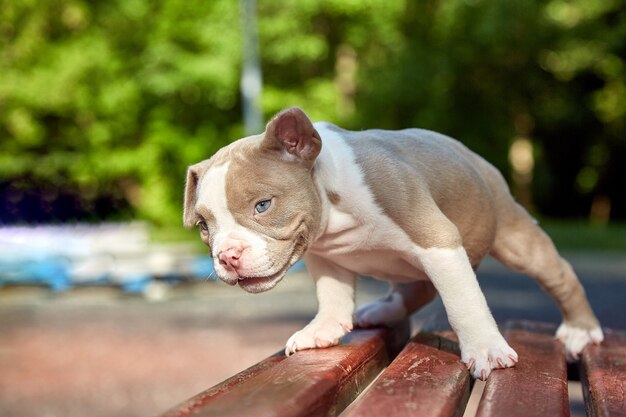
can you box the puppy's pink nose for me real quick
[218,247,242,271]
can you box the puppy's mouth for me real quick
[235,235,307,294]
[237,269,287,293]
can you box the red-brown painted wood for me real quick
[581,328,626,417]
[159,326,408,417]
[342,332,470,417]
[160,353,286,417]
[476,321,569,417]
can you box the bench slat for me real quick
[581,329,626,417]
[476,321,569,417]
[160,327,407,417]
[342,332,470,417]
[160,353,287,417]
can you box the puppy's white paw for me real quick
[356,292,406,328]
[461,337,518,380]
[556,322,604,360]
[285,316,353,356]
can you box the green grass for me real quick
[539,219,626,252]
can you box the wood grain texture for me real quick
[342,332,470,417]
[159,318,626,417]
[159,326,408,417]
[160,353,286,417]
[581,328,626,417]
[476,321,569,417]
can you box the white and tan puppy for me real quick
[183,107,603,379]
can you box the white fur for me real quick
[290,125,517,378]
[194,113,599,379]
[311,123,385,251]
[309,124,426,280]
[556,323,604,359]
[413,247,497,340]
[413,246,518,378]
[286,253,355,355]
[197,162,274,283]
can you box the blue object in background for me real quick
[0,224,311,294]
[289,260,306,272]
[120,274,153,294]
[0,257,72,292]
[191,256,216,281]
[190,257,307,282]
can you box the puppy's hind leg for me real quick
[490,203,603,358]
[356,281,436,328]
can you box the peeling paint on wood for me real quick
[341,333,470,417]
[159,326,409,417]
[158,320,626,417]
[581,329,626,417]
[476,322,569,417]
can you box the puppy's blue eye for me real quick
[255,199,271,214]
[195,220,209,234]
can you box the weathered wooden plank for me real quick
[159,326,408,417]
[342,332,470,417]
[160,353,286,417]
[476,321,569,417]
[581,328,626,417]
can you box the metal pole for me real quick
[240,0,263,135]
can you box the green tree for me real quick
[1,0,243,223]
[1,0,624,225]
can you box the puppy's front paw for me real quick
[461,338,518,380]
[356,292,406,328]
[556,322,604,360]
[285,316,353,356]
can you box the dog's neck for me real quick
[309,123,366,243]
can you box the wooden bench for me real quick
[158,320,626,417]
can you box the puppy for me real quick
[183,107,603,379]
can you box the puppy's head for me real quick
[183,107,322,293]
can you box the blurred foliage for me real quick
[540,218,626,252]
[1,0,241,223]
[0,0,625,225]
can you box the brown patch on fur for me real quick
[393,281,437,313]
[183,135,261,228]
[333,123,599,329]
[340,127,497,265]
[183,109,324,272]
[327,191,341,205]
[224,145,322,242]
[221,108,324,251]
[194,205,217,247]
[489,200,600,329]
[183,161,211,228]
[213,121,324,270]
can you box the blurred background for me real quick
[1,0,626,225]
[0,1,625,416]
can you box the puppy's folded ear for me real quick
[183,162,208,228]
[262,107,322,163]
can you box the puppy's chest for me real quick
[309,205,426,281]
